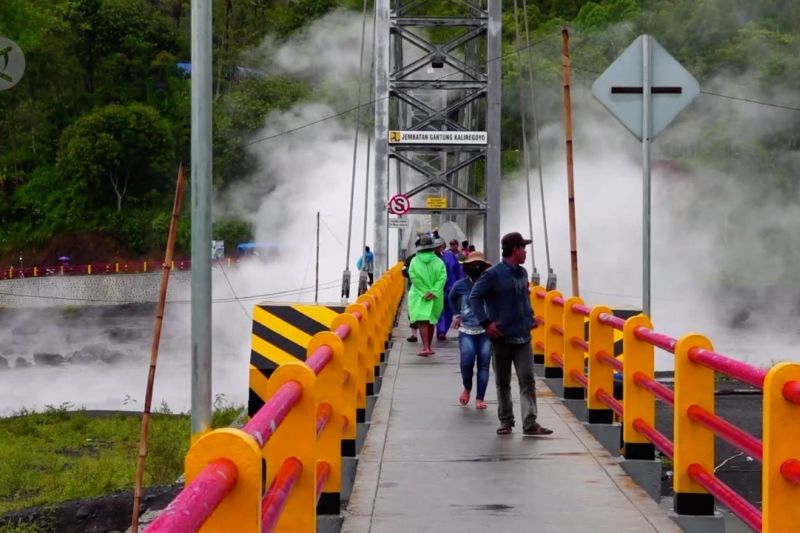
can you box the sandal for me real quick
[416,350,429,357]
[496,425,512,435]
[407,335,418,343]
[522,424,554,436]
[458,390,470,406]
[475,399,487,410]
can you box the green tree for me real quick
[57,103,174,212]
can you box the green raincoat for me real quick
[408,251,447,324]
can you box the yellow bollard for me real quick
[543,290,565,378]
[88,264,92,275]
[673,333,716,516]
[530,285,546,364]
[33,267,38,277]
[143,261,147,272]
[762,362,800,532]
[185,428,263,532]
[306,332,345,513]
[345,303,372,418]
[563,296,587,399]
[264,362,317,532]
[621,315,655,460]
[331,312,361,454]
[587,305,615,424]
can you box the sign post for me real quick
[592,34,699,316]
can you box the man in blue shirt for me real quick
[356,246,375,285]
[470,232,553,436]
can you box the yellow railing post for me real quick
[563,296,586,399]
[144,261,147,272]
[621,315,655,460]
[587,305,615,423]
[185,428,263,532]
[33,267,38,277]
[530,285,546,364]
[356,293,381,384]
[88,264,92,275]
[331,312,361,454]
[673,333,716,516]
[762,362,800,532]
[543,290,564,379]
[345,302,372,419]
[264,362,317,532]
[307,332,345,514]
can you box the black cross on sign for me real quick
[611,86,683,94]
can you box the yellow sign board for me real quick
[426,197,448,209]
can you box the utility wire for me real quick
[217,261,252,320]
[512,0,538,280]
[522,0,553,274]
[241,32,563,148]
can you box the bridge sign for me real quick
[591,35,699,141]
[387,193,410,215]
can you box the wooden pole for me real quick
[131,163,187,532]
[561,27,580,296]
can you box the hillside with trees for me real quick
[1,0,799,270]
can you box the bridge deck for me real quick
[342,320,682,533]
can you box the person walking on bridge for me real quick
[436,238,464,341]
[408,235,447,357]
[448,251,492,409]
[470,232,553,436]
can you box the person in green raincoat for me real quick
[408,234,447,356]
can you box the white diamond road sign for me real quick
[592,35,699,141]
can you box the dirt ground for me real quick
[0,484,181,533]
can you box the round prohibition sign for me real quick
[387,194,410,215]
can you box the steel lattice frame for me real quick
[373,0,502,268]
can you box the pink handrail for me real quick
[571,303,591,317]
[571,336,589,352]
[316,403,332,437]
[687,405,763,461]
[781,459,800,486]
[596,389,623,417]
[569,369,588,387]
[262,458,303,533]
[316,462,331,503]
[632,371,675,405]
[597,312,625,330]
[688,347,767,389]
[633,419,674,459]
[687,464,762,532]
[243,381,303,447]
[783,380,800,405]
[633,326,677,353]
[145,459,238,532]
[596,351,623,372]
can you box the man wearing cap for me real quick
[408,235,447,356]
[470,232,553,436]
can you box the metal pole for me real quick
[561,27,579,296]
[315,211,320,304]
[642,35,652,316]
[373,0,390,275]
[190,0,212,440]
[485,0,502,263]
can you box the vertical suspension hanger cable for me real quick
[512,0,539,285]
[521,0,556,290]
[358,7,378,297]
[342,0,371,301]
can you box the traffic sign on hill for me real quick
[591,35,699,141]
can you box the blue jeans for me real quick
[459,332,492,400]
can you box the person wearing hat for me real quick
[469,232,553,436]
[447,251,492,409]
[408,235,447,356]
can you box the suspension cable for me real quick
[512,0,539,284]
[358,7,377,297]
[521,0,555,287]
[342,0,371,300]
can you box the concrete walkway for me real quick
[342,320,682,533]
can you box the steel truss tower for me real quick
[373,0,502,270]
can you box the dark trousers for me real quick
[492,341,538,430]
[436,297,453,337]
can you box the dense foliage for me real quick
[1,0,799,269]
